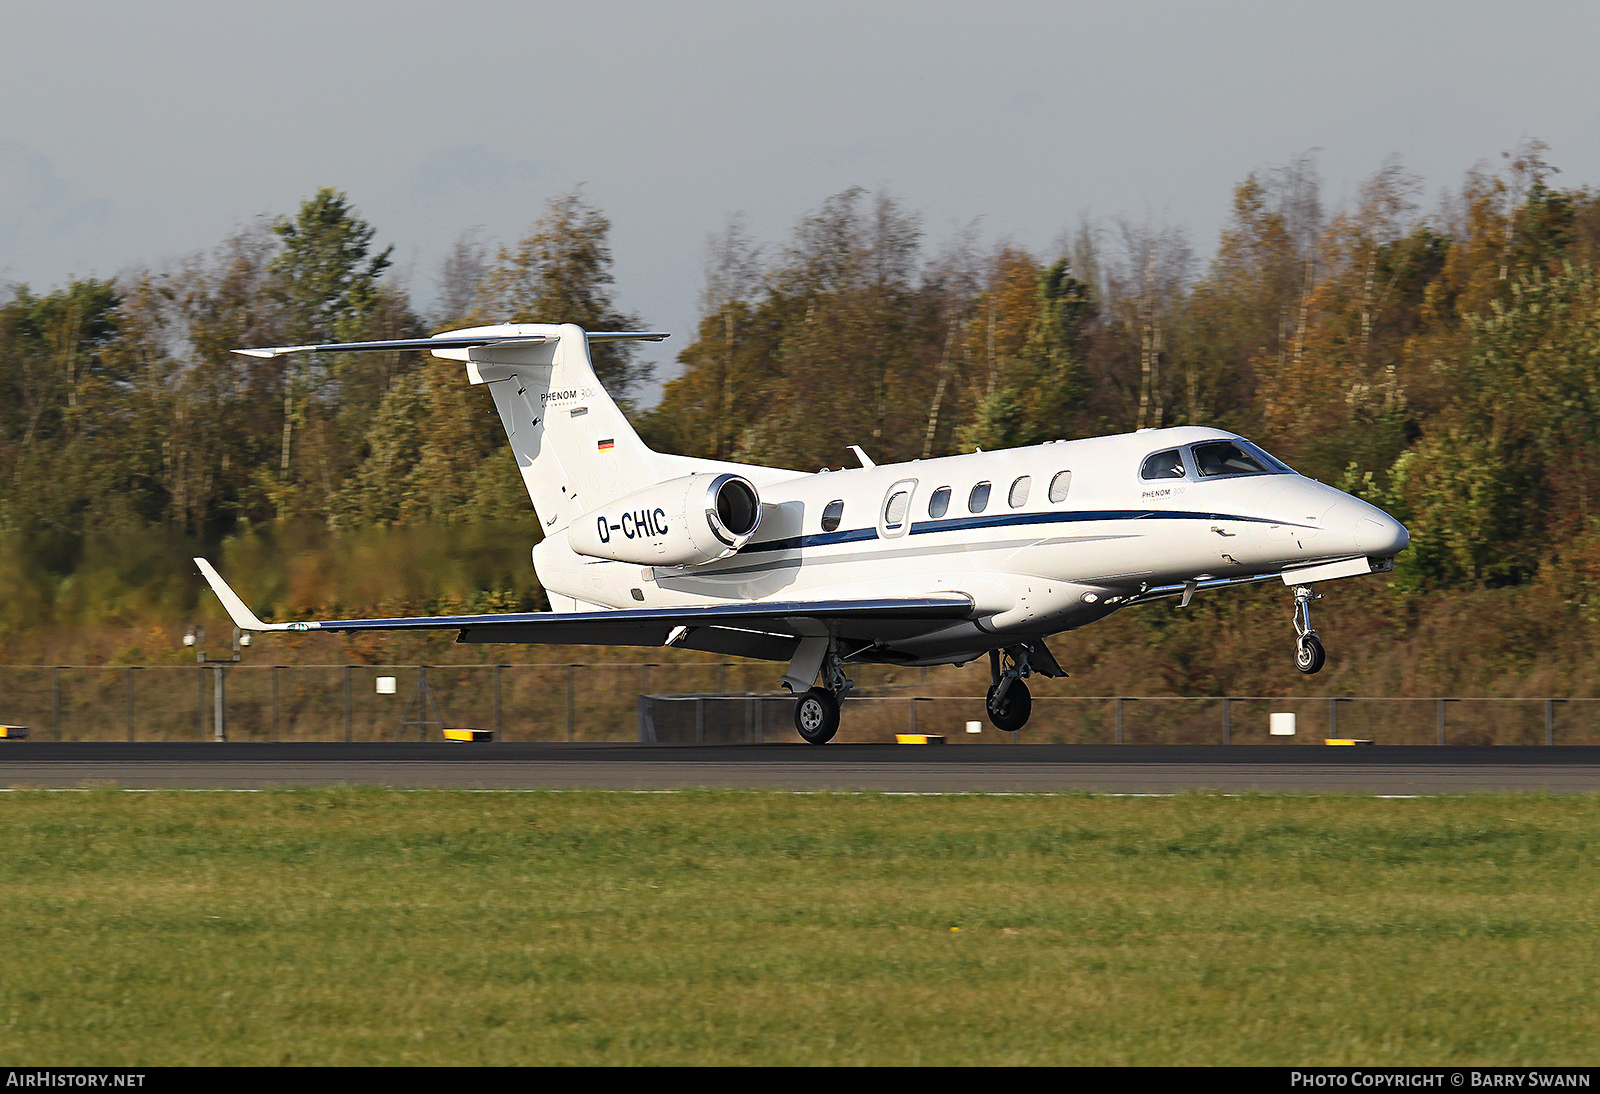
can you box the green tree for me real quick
[0,279,120,450]
[266,189,405,519]
[269,188,393,345]
[961,255,1094,450]
[0,279,124,553]
[1388,263,1600,589]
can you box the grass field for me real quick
[2,789,1598,1065]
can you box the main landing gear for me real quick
[784,637,1061,743]
[794,688,840,744]
[1291,584,1326,675]
[986,646,1035,733]
[789,640,853,745]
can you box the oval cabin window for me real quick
[1009,476,1031,507]
[968,482,991,513]
[821,500,844,532]
[1049,471,1072,502]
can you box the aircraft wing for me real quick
[194,558,972,660]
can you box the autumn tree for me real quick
[474,190,649,400]
[642,217,781,460]
[914,223,988,457]
[1091,221,1193,432]
[734,188,929,469]
[434,230,490,330]
[1187,156,1323,441]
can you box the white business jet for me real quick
[196,323,1409,743]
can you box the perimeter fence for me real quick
[2,663,1599,746]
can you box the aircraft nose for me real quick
[1354,512,1409,557]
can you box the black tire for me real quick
[1295,634,1326,675]
[793,687,840,744]
[986,679,1032,732]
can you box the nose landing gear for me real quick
[1292,584,1326,674]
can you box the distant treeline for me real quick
[6,145,1600,690]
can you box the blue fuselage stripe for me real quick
[734,509,1300,556]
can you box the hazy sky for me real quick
[4,1,1598,396]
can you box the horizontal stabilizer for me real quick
[233,331,669,359]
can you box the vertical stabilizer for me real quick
[445,324,659,534]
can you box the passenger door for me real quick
[877,479,918,540]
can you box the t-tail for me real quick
[431,323,661,533]
[237,323,672,534]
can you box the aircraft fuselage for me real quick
[534,424,1408,666]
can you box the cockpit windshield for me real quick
[1193,439,1292,478]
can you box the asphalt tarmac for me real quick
[3,742,1600,793]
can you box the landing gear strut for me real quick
[789,638,853,744]
[986,646,1034,732]
[1292,584,1326,675]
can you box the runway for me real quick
[4,742,1600,793]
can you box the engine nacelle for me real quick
[568,473,761,567]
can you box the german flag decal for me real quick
[598,438,615,452]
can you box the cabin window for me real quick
[1008,476,1031,507]
[928,486,951,519]
[1140,449,1186,480]
[968,481,991,513]
[821,500,844,532]
[1193,440,1274,477]
[1049,470,1072,502]
[883,490,911,529]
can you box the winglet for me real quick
[193,558,304,632]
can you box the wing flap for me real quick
[314,596,972,639]
[455,622,804,662]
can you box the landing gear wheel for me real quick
[986,679,1032,732]
[794,687,840,744]
[1295,634,1326,675]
